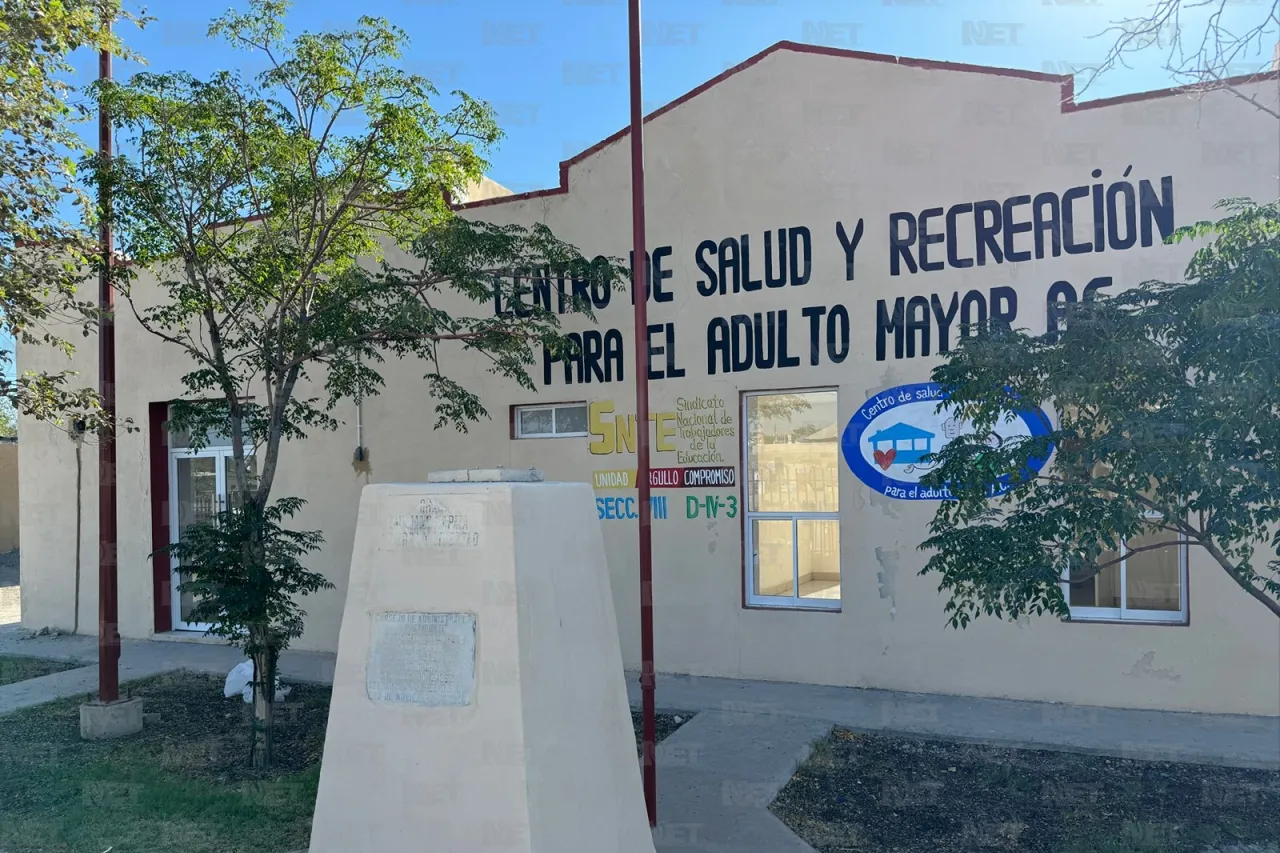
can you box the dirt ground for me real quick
[773,728,1280,853]
[632,709,693,757]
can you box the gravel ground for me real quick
[0,550,17,625]
[773,728,1280,853]
[631,709,693,758]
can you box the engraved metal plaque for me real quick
[366,612,476,707]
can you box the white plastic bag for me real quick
[223,660,253,698]
[223,659,292,704]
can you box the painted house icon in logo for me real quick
[867,422,936,465]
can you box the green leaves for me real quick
[922,199,1280,624]
[100,2,627,678]
[163,497,331,654]
[0,397,15,438]
[0,0,144,430]
[90,0,622,507]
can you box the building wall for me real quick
[17,46,1280,715]
[0,441,18,553]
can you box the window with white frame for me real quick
[1063,512,1188,623]
[743,389,840,609]
[514,402,588,438]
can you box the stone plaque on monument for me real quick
[366,612,475,707]
[309,471,655,853]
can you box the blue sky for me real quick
[3,0,1275,371]
[74,0,1280,193]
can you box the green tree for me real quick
[920,199,1280,627]
[0,397,16,438]
[0,0,141,429]
[92,0,619,768]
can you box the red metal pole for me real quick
[97,27,120,703]
[627,0,657,827]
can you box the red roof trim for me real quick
[457,39,1279,212]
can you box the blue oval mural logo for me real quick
[841,382,1053,501]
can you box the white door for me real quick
[169,448,256,631]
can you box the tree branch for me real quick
[1223,84,1280,120]
[1199,537,1280,618]
[1063,538,1185,584]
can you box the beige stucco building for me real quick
[0,439,17,553]
[18,43,1280,716]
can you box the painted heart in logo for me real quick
[873,448,896,470]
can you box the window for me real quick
[513,403,588,438]
[743,389,840,609]
[1063,513,1187,623]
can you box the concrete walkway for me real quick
[627,672,1280,771]
[0,625,333,715]
[646,708,830,853]
[3,627,1278,853]
[627,673,1280,853]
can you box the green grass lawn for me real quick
[773,728,1280,853]
[0,671,326,853]
[0,655,79,687]
[0,669,692,853]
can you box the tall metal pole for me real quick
[627,0,657,827]
[97,23,120,703]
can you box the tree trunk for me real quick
[250,640,277,770]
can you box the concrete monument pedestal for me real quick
[309,470,655,853]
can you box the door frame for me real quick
[168,445,252,631]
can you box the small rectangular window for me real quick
[743,389,840,610]
[1063,512,1187,623]
[513,403,589,438]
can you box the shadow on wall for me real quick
[0,438,16,553]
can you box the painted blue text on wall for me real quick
[596,495,669,521]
